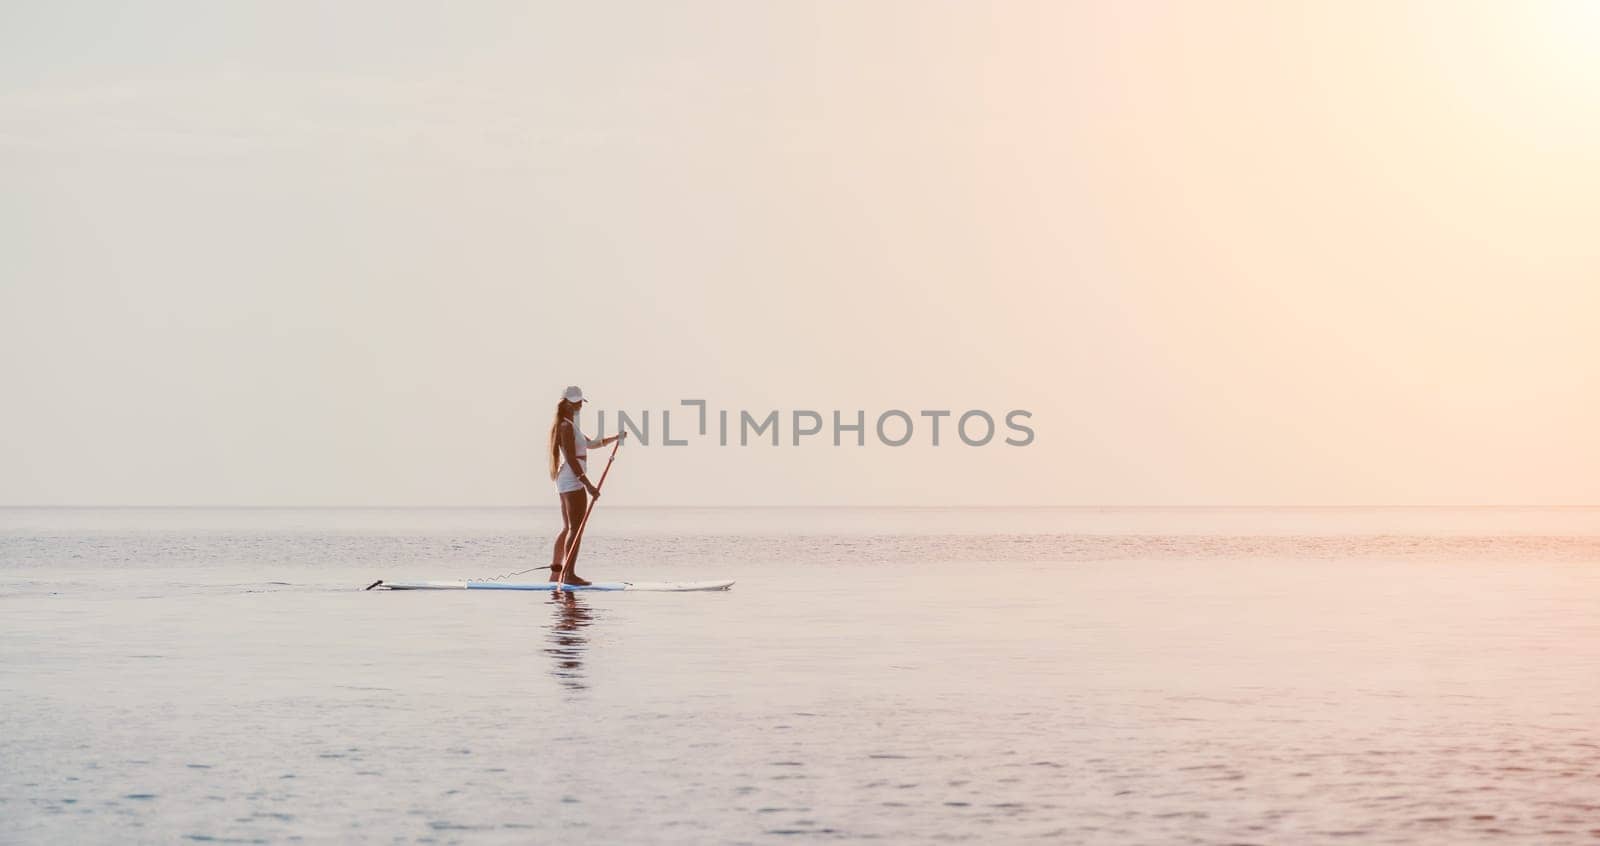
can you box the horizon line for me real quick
[2,504,1597,510]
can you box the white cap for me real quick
[562,385,586,404]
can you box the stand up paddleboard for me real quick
[362,428,734,594]
[370,580,734,592]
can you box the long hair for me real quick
[547,399,575,480]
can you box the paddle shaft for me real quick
[554,434,622,589]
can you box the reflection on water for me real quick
[4,509,1600,843]
[545,591,593,691]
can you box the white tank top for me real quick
[554,420,588,494]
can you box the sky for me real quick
[2,1,1597,507]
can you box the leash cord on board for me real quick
[469,433,624,585]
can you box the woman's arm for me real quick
[586,433,622,449]
[560,421,599,496]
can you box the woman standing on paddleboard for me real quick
[549,386,621,586]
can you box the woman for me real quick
[548,385,620,586]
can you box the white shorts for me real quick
[554,459,588,494]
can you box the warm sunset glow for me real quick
[4,6,1600,845]
[1,2,1594,506]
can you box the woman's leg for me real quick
[552,489,590,585]
[550,527,568,575]
[551,491,578,573]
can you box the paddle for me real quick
[554,430,625,590]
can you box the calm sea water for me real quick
[3,507,1599,844]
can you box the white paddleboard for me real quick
[374,579,734,592]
